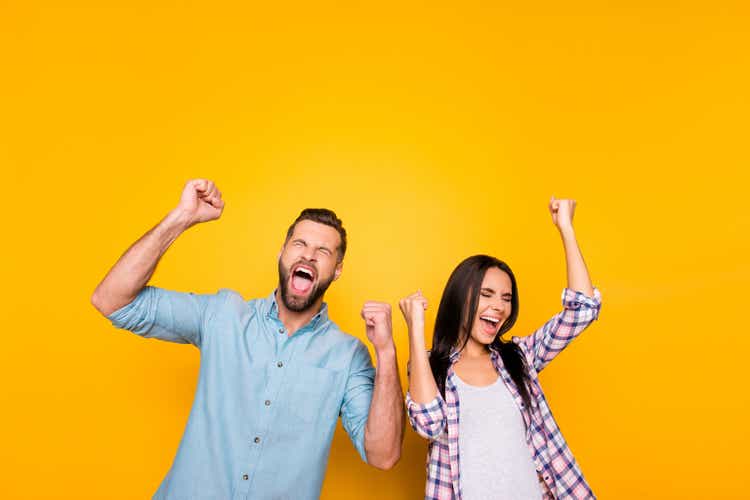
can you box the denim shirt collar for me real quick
[265,290,329,331]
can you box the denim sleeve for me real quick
[339,340,375,463]
[107,286,217,348]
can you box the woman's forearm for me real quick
[407,326,441,404]
[558,225,595,297]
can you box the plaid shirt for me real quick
[406,288,602,500]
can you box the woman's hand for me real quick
[400,291,441,406]
[549,196,595,297]
[399,291,428,336]
[549,196,576,233]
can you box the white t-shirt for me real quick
[454,374,543,500]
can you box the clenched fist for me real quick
[549,196,576,232]
[361,301,394,353]
[398,291,428,336]
[176,179,225,227]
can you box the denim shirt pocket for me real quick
[287,364,342,424]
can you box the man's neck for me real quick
[275,289,324,336]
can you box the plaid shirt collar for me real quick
[447,343,502,363]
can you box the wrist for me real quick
[408,325,426,342]
[407,320,425,333]
[374,342,397,360]
[557,224,576,240]
[165,208,194,232]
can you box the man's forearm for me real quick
[91,209,191,316]
[364,346,404,470]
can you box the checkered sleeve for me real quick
[514,287,602,372]
[405,392,448,441]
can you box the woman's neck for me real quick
[460,338,491,360]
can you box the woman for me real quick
[401,198,601,500]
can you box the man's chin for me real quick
[287,296,309,310]
[281,288,316,312]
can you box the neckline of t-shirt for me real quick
[453,372,501,390]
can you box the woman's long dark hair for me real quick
[430,255,532,409]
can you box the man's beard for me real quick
[278,260,335,312]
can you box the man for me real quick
[91,179,403,499]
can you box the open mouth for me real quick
[479,315,501,335]
[290,264,316,294]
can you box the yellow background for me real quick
[2,1,748,498]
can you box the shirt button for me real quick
[264,400,271,406]
[242,474,249,480]
[278,327,284,334]
[254,437,261,443]
[277,361,283,368]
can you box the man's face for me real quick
[278,220,343,312]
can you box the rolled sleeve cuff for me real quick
[405,392,444,413]
[405,392,447,439]
[106,287,152,332]
[561,287,602,318]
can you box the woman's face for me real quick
[465,267,513,348]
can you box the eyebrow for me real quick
[481,287,512,297]
[292,239,333,254]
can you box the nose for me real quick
[490,300,506,312]
[301,247,317,262]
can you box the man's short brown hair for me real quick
[285,208,347,261]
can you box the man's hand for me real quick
[361,301,394,353]
[176,179,225,227]
[549,196,576,232]
[91,179,225,317]
[360,301,403,470]
[398,291,428,337]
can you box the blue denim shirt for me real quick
[108,286,375,500]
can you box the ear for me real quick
[333,261,343,281]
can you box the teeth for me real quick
[480,316,499,323]
[296,267,314,278]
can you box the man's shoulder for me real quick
[210,288,246,305]
[323,320,363,344]
[206,288,266,317]
[321,321,372,361]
